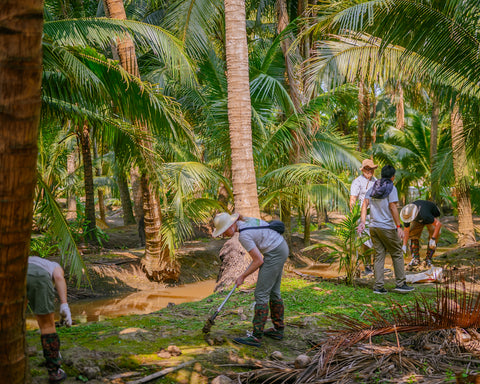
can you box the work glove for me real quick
[429,238,436,249]
[356,222,365,235]
[60,303,72,327]
[401,245,407,254]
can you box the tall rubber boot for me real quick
[407,239,420,270]
[252,303,268,339]
[264,299,284,340]
[233,303,268,347]
[425,246,435,268]
[41,333,67,382]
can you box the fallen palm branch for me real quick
[239,270,480,383]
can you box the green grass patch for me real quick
[27,276,439,381]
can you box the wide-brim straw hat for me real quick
[360,159,378,170]
[400,204,419,223]
[212,212,240,237]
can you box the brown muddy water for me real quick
[27,279,216,330]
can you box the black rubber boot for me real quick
[41,333,66,383]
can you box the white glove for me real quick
[401,245,407,254]
[429,238,436,249]
[60,303,72,327]
[357,222,365,235]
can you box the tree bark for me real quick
[357,81,369,151]
[93,140,106,223]
[215,235,257,292]
[430,98,439,204]
[276,0,303,112]
[451,106,475,246]
[140,175,179,282]
[395,83,405,131]
[66,149,77,220]
[224,0,260,217]
[103,0,177,281]
[303,204,311,246]
[116,168,136,225]
[0,0,43,381]
[78,123,97,243]
[130,166,144,221]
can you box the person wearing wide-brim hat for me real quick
[350,159,379,276]
[400,200,442,269]
[212,212,288,347]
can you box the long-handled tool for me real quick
[202,284,237,334]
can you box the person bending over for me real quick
[212,213,288,347]
[400,200,442,269]
[27,256,72,382]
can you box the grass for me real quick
[27,276,438,381]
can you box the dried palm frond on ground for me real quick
[239,272,480,383]
[240,329,480,383]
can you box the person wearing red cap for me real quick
[350,159,378,275]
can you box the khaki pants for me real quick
[409,221,436,240]
[370,227,406,290]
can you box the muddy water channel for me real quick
[27,279,216,330]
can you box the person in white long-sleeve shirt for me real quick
[27,256,72,382]
[350,159,378,275]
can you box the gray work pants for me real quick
[254,241,289,305]
[370,227,406,290]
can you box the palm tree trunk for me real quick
[0,0,43,381]
[130,166,144,221]
[304,204,311,246]
[395,83,405,131]
[357,81,368,151]
[281,203,293,249]
[276,0,303,112]
[103,0,177,281]
[116,168,136,225]
[451,105,475,246]
[79,123,97,243]
[224,0,260,217]
[365,89,375,149]
[66,149,77,220]
[93,140,106,223]
[430,98,440,204]
[140,175,179,282]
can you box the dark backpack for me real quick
[238,220,285,235]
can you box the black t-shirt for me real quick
[404,200,440,227]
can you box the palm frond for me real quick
[43,17,194,83]
[36,177,88,287]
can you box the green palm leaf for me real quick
[36,177,88,287]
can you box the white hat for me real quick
[400,204,419,223]
[212,212,240,237]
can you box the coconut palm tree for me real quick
[301,0,479,244]
[41,5,199,280]
[224,0,261,217]
[0,0,44,381]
